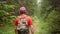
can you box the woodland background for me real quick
[0,0,60,34]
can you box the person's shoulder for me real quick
[15,16,20,20]
[26,15,31,19]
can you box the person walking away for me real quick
[14,7,34,34]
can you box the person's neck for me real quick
[20,14,25,15]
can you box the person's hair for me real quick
[20,10,26,14]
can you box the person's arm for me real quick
[14,18,19,34]
[29,25,34,34]
[28,17,34,34]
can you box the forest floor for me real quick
[33,20,40,34]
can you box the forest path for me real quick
[32,17,40,34]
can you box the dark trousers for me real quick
[17,30,29,34]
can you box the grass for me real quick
[0,23,15,34]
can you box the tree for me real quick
[38,0,60,34]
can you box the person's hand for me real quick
[29,25,34,34]
[15,29,18,34]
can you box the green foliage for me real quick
[0,0,15,24]
[0,23,15,34]
[37,0,60,34]
[4,4,15,10]
[0,0,60,34]
[0,10,8,24]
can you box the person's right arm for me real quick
[14,18,19,34]
[14,18,19,28]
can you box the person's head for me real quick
[20,7,27,14]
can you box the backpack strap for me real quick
[17,15,28,25]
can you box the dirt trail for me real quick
[33,21,39,33]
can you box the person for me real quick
[14,7,34,34]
